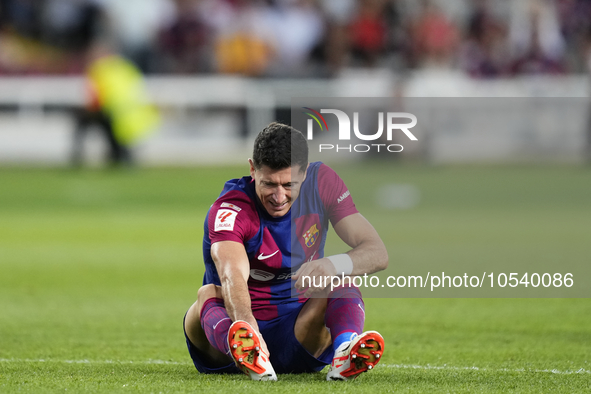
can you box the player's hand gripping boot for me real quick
[326,331,385,381]
[227,320,277,381]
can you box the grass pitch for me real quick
[0,164,590,393]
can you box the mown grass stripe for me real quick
[1,359,588,375]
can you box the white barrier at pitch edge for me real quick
[0,72,589,165]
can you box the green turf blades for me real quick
[0,166,590,392]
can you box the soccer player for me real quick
[183,122,388,380]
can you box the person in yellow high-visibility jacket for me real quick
[72,49,159,166]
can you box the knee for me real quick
[197,284,223,314]
[328,285,363,300]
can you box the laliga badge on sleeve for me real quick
[214,209,238,232]
[221,202,242,212]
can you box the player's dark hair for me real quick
[252,122,308,173]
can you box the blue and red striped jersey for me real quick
[202,161,358,321]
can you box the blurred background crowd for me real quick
[1,0,591,79]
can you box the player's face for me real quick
[249,161,307,218]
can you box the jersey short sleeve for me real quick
[317,163,358,225]
[207,191,259,245]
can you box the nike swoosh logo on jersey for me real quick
[258,250,279,260]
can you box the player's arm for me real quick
[293,214,388,295]
[332,212,388,275]
[293,164,388,295]
[211,241,253,324]
[211,240,269,353]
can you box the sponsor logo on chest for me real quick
[249,269,295,281]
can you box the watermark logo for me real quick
[303,108,418,153]
[302,107,329,135]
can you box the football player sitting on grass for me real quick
[183,122,388,380]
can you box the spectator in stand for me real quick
[382,0,409,70]
[508,0,566,75]
[460,0,508,78]
[157,0,213,74]
[41,0,106,52]
[557,0,591,73]
[317,0,356,75]
[206,0,275,76]
[264,0,324,77]
[0,0,109,74]
[318,0,406,74]
[348,0,388,68]
[408,0,460,68]
[0,0,43,39]
[99,0,175,73]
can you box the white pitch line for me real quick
[0,359,589,375]
[0,358,189,365]
[381,363,591,375]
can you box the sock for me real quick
[333,332,357,351]
[200,297,231,355]
[325,286,365,353]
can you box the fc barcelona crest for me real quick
[303,224,319,248]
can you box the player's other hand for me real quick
[292,258,337,298]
